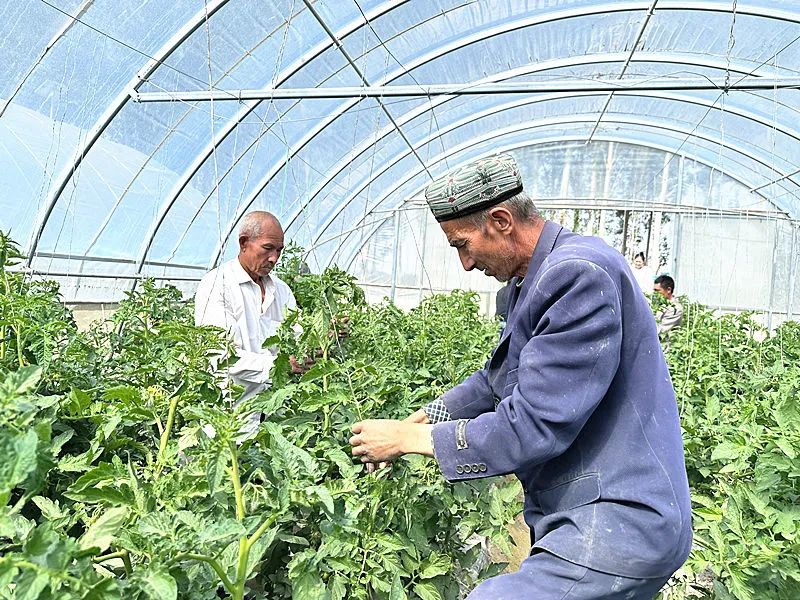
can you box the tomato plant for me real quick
[0,235,518,600]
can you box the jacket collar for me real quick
[526,220,563,282]
[495,221,563,350]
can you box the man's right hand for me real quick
[404,408,430,424]
[289,355,313,374]
[363,409,428,472]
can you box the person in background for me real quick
[653,274,683,339]
[630,251,655,293]
[195,211,305,434]
[348,153,692,599]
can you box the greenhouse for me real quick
[2,1,800,599]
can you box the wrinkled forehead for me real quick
[253,218,284,242]
[440,218,479,245]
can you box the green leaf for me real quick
[419,552,451,579]
[140,568,178,600]
[1,365,42,398]
[375,533,409,553]
[711,442,742,462]
[389,574,408,600]
[206,450,227,496]
[79,506,129,552]
[15,570,49,600]
[0,429,38,496]
[66,388,91,415]
[307,485,335,516]
[774,437,797,459]
[31,496,66,521]
[292,568,328,600]
[413,581,443,600]
[330,575,347,600]
[23,524,71,571]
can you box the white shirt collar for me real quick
[232,257,275,289]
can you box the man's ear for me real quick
[487,206,513,234]
[238,235,248,252]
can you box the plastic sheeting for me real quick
[1,0,799,313]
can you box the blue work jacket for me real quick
[430,221,692,579]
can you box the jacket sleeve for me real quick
[194,276,274,386]
[431,258,623,482]
[423,369,497,422]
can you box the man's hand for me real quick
[289,355,314,374]
[404,408,430,424]
[328,315,350,341]
[349,420,433,465]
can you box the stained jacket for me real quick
[429,221,692,579]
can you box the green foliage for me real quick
[0,236,519,599]
[663,302,800,600]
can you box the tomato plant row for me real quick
[0,236,518,600]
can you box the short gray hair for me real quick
[239,211,279,240]
[461,191,540,228]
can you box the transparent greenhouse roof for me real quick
[2,0,800,301]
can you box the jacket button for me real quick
[455,465,464,474]
[463,464,472,474]
[471,463,480,473]
[479,463,487,472]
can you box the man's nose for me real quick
[459,253,476,271]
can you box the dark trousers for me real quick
[467,550,670,600]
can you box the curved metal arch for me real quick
[131,0,412,273]
[25,0,234,265]
[280,61,800,242]
[135,0,800,268]
[0,0,95,119]
[339,130,783,272]
[296,91,800,257]
[35,0,800,266]
[205,0,800,268]
[322,118,789,269]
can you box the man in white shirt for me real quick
[195,211,299,432]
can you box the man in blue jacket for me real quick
[349,153,692,599]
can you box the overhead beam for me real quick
[304,106,799,255]
[334,129,789,270]
[131,75,800,102]
[586,0,659,143]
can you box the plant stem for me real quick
[228,441,245,521]
[171,553,234,592]
[233,538,249,600]
[248,512,279,548]
[121,550,133,576]
[156,394,180,473]
[94,549,132,576]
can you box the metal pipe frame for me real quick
[131,75,800,102]
[586,0,659,143]
[336,125,785,270]
[0,0,96,119]
[302,95,799,257]
[279,54,799,238]
[29,0,800,270]
[130,0,411,276]
[300,0,431,179]
[204,53,799,270]
[25,0,234,265]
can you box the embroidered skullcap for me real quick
[424,153,523,222]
